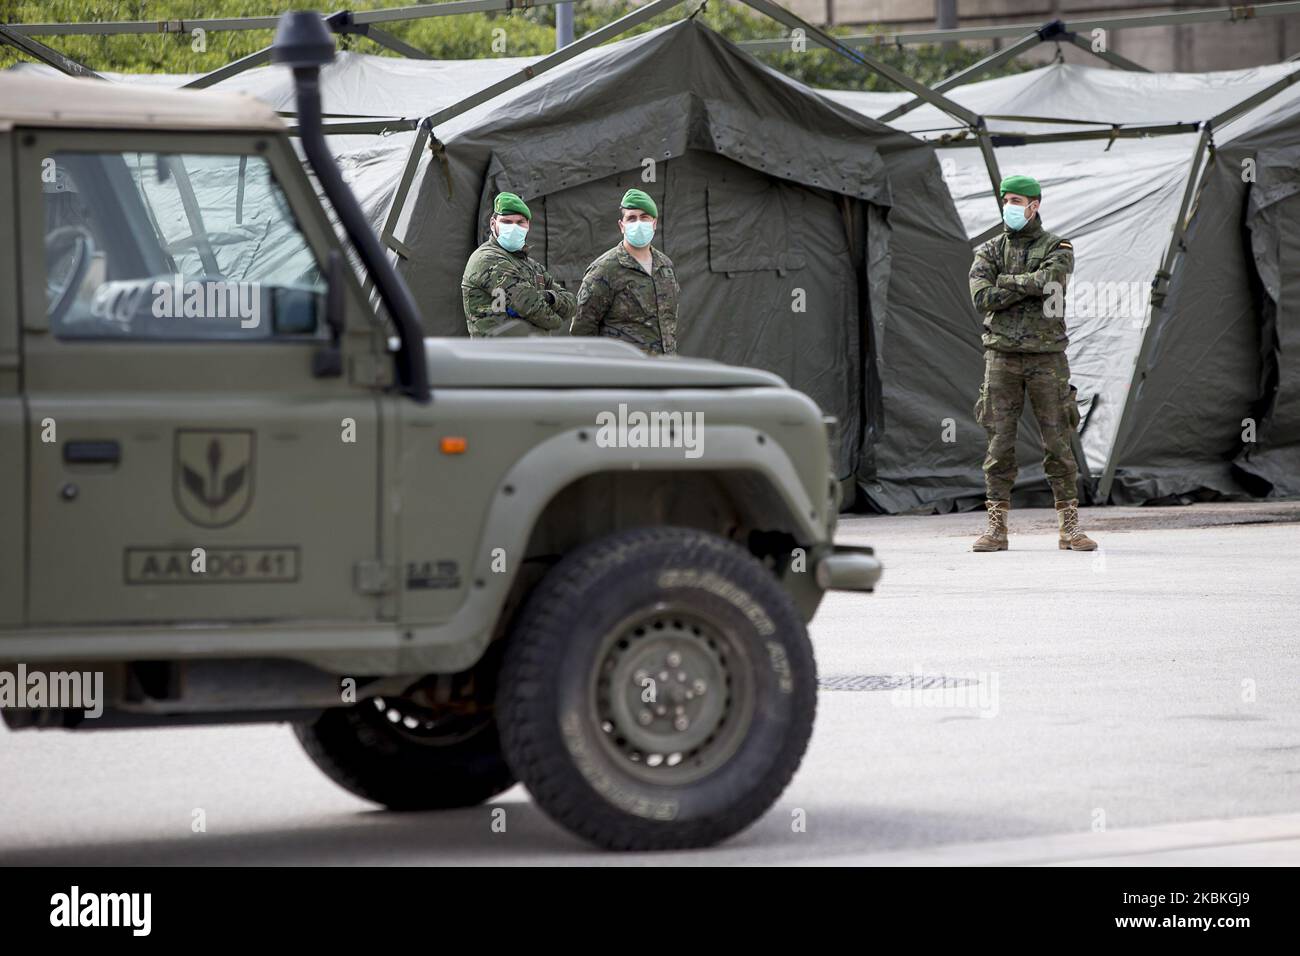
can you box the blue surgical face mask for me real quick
[496,221,528,252]
[623,220,655,248]
[1002,203,1029,231]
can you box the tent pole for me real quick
[933,121,1201,147]
[877,29,1043,123]
[736,0,981,129]
[1062,31,1151,72]
[352,0,566,28]
[969,222,1002,248]
[325,11,434,59]
[974,120,1004,217]
[0,23,104,79]
[183,12,399,89]
[183,45,273,89]
[375,119,433,263]
[355,26,432,60]
[286,118,423,135]
[556,3,576,49]
[421,0,690,128]
[1208,66,1300,127]
[1097,125,1213,502]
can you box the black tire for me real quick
[295,697,516,811]
[497,526,816,851]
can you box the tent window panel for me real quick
[705,181,806,275]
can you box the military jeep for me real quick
[0,13,880,851]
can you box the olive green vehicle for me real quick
[0,13,881,852]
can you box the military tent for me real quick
[372,19,983,499]
[825,59,1300,505]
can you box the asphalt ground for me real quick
[1,501,1297,865]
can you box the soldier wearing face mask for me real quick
[572,188,680,356]
[462,191,575,338]
[969,174,1097,553]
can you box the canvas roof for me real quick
[822,60,1300,139]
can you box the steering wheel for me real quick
[44,225,96,325]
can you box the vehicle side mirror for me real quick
[311,250,345,378]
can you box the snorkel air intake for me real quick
[272,11,430,402]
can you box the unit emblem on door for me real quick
[174,429,255,528]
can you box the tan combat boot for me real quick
[1056,499,1098,551]
[972,499,1010,552]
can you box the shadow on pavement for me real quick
[0,800,1041,866]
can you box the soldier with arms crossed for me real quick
[462,192,575,338]
[969,174,1097,553]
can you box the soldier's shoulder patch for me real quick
[1057,240,1073,249]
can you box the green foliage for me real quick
[1,0,1027,91]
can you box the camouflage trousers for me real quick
[974,350,1081,502]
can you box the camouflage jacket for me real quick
[572,244,680,355]
[969,216,1074,353]
[461,236,576,338]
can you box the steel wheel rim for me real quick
[588,603,755,786]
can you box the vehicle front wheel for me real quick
[497,526,816,851]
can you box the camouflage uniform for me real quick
[572,244,680,355]
[969,215,1080,502]
[462,236,576,338]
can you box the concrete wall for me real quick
[780,0,1299,71]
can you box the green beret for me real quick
[999,174,1041,199]
[620,188,658,218]
[493,191,531,219]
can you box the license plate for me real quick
[124,547,299,584]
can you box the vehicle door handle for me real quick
[64,440,121,464]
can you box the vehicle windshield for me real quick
[43,150,324,340]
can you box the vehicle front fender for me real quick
[397,424,827,673]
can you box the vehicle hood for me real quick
[424,338,786,389]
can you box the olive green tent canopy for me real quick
[388,20,984,500]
